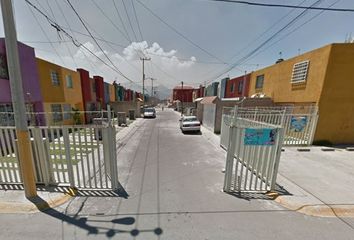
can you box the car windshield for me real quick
[144,108,154,113]
[183,117,198,122]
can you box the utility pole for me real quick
[140,57,151,107]
[181,81,184,115]
[150,77,156,106]
[242,71,247,96]
[1,0,37,198]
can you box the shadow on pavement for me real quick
[182,131,202,135]
[225,184,292,201]
[28,195,163,238]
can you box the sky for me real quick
[1,0,354,95]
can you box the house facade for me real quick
[225,73,251,98]
[37,58,84,125]
[0,39,45,126]
[172,85,194,102]
[248,43,354,144]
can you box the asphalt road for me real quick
[0,109,353,239]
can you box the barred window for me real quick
[238,80,244,94]
[255,75,264,89]
[291,60,309,83]
[51,71,60,86]
[63,104,72,120]
[51,104,63,122]
[66,75,73,88]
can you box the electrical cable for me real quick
[131,0,144,41]
[112,0,132,42]
[136,0,227,64]
[121,0,138,41]
[89,0,131,43]
[26,0,137,84]
[26,2,66,65]
[65,0,137,83]
[209,0,354,12]
[203,0,323,85]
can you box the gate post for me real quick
[223,106,238,192]
[32,127,51,185]
[63,128,75,188]
[270,127,285,190]
[308,107,319,146]
[108,126,118,190]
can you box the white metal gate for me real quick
[223,107,285,193]
[203,104,216,132]
[221,105,318,147]
[0,125,118,190]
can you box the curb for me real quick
[275,196,354,218]
[0,187,76,214]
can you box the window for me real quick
[255,75,264,89]
[291,60,309,83]
[51,104,63,122]
[238,80,244,94]
[63,104,72,120]
[50,71,60,86]
[66,75,73,88]
[230,83,235,93]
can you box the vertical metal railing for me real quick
[221,105,319,147]
[0,124,118,190]
[223,107,285,193]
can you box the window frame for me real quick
[50,70,60,86]
[51,104,63,122]
[238,80,244,94]
[66,75,73,88]
[291,60,309,84]
[255,75,264,89]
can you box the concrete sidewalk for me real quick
[199,122,354,218]
[0,118,143,214]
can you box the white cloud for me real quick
[66,41,204,89]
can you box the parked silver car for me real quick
[179,116,201,133]
[143,107,156,118]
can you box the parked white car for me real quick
[143,107,156,118]
[179,116,201,133]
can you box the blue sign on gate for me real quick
[244,128,277,145]
[290,116,307,132]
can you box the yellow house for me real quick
[248,43,354,144]
[36,58,84,125]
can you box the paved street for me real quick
[0,109,354,239]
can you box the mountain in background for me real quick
[126,82,171,100]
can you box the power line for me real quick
[209,0,354,12]
[46,0,79,68]
[26,2,65,65]
[65,0,137,83]
[226,0,308,62]
[246,0,341,62]
[89,0,131,43]
[121,0,138,41]
[204,0,323,85]
[112,0,132,42]
[131,0,144,41]
[25,0,136,84]
[136,0,227,64]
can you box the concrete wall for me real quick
[315,44,354,143]
[110,101,141,118]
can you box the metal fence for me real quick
[223,107,285,193]
[221,105,318,147]
[0,110,120,127]
[0,124,118,190]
